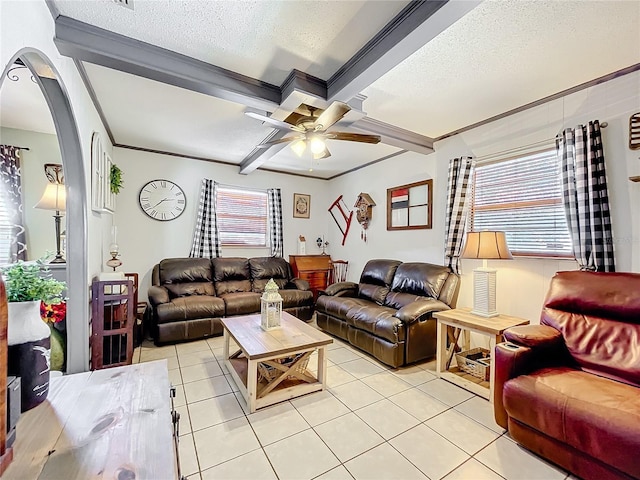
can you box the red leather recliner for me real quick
[494,271,640,480]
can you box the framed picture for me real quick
[387,179,433,230]
[293,193,311,219]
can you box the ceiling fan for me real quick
[246,102,381,160]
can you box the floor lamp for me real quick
[35,183,66,264]
[462,231,513,317]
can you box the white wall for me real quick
[331,70,640,324]
[112,147,332,299]
[0,127,62,260]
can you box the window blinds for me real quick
[470,149,572,257]
[216,187,268,246]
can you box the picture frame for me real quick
[293,193,311,219]
[387,179,433,230]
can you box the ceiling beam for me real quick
[327,0,481,102]
[54,16,282,111]
[352,117,434,155]
[238,130,290,175]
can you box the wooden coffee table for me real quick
[222,312,333,413]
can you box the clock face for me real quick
[138,179,186,221]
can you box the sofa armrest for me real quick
[148,285,170,306]
[321,281,358,297]
[287,278,311,291]
[394,299,450,324]
[494,342,536,428]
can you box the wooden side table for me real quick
[433,308,529,402]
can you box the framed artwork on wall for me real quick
[387,179,433,230]
[293,193,311,219]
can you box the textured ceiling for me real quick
[0,65,56,135]
[363,0,640,138]
[55,0,409,85]
[83,62,271,163]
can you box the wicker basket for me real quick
[455,347,490,381]
[257,353,310,382]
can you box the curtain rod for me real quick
[472,121,608,164]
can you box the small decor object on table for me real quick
[2,257,66,412]
[260,279,282,331]
[316,236,329,255]
[293,193,310,219]
[40,301,66,372]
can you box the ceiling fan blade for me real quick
[314,102,351,131]
[257,136,302,148]
[313,146,331,160]
[245,111,295,132]
[328,132,381,144]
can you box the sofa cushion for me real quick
[316,295,373,319]
[156,296,225,324]
[212,257,252,295]
[159,258,215,298]
[542,271,640,387]
[390,263,450,299]
[384,292,426,310]
[357,259,401,305]
[221,292,261,316]
[345,304,405,343]
[279,289,313,309]
[504,367,640,478]
[249,257,290,292]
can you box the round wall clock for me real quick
[138,179,186,221]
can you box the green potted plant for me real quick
[2,257,66,411]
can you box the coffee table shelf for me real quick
[222,313,332,413]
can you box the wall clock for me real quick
[139,179,186,221]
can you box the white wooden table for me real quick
[3,361,176,479]
[222,313,333,413]
[434,308,528,402]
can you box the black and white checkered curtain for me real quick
[189,179,221,258]
[556,121,615,272]
[444,157,473,274]
[267,188,283,257]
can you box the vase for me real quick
[7,300,51,412]
[49,323,66,372]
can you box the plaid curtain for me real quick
[189,179,221,258]
[267,188,283,257]
[557,121,615,271]
[444,157,473,274]
[0,145,27,262]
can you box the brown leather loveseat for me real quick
[148,257,314,344]
[494,271,640,480]
[315,259,459,368]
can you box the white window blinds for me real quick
[470,149,572,257]
[216,186,268,247]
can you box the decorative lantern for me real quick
[261,278,282,331]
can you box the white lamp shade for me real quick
[462,231,513,259]
[35,183,66,211]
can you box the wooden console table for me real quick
[289,255,333,300]
[3,361,178,479]
[433,308,528,402]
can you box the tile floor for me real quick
[134,326,571,480]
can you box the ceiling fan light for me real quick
[313,147,331,160]
[291,139,306,157]
[309,136,326,155]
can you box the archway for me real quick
[0,49,89,373]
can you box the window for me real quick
[469,149,572,257]
[0,189,12,263]
[216,186,268,246]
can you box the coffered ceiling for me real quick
[2,0,639,179]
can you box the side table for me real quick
[433,308,528,402]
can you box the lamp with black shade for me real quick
[461,231,513,317]
[34,183,66,264]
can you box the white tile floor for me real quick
[134,327,570,480]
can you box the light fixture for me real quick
[291,139,306,157]
[461,231,513,317]
[309,135,326,155]
[34,183,66,263]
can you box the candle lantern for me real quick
[261,278,282,331]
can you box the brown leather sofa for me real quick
[315,259,459,368]
[494,271,640,480]
[148,257,314,344]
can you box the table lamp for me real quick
[34,183,66,263]
[462,231,513,317]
